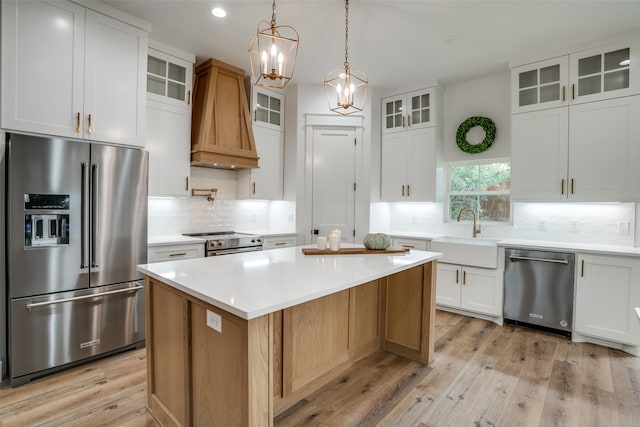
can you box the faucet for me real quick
[457,207,481,238]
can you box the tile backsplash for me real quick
[371,202,636,247]
[148,167,295,237]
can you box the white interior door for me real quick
[311,127,356,243]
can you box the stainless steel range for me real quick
[183,231,263,256]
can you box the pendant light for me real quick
[324,0,368,115]
[248,0,299,89]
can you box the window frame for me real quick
[445,158,512,224]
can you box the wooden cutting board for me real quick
[302,247,410,255]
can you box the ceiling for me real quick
[103,0,640,91]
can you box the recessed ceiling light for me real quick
[211,7,227,18]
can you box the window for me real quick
[448,162,511,222]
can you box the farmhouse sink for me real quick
[430,236,499,268]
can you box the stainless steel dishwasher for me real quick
[504,248,575,337]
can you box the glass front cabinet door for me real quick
[252,87,283,130]
[511,56,568,114]
[147,48,192,106]
[382,87,435,134]
[569,39,640,104]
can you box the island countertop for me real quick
[137,245,441,320]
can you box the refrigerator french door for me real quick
[6,133,148,386]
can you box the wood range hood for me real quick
[191,58,259,169]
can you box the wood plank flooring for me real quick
[1,310,638,426]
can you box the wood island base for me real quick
[144,261,436,426]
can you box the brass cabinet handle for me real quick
[185,176,189,191]
[76,112,81,133]
[561,178,565,195]
[571,178,575,195]
[87,114,92,134]
[463,270,466,285]
[562,85,566,102]
[402,116,406,128]
[571,84,575,100]
[407,185,411,197]
[401,185,405,197]
[187,90,191,105]
[275,242,287,246]
[407,114,411,127]
[169,252,187,257]
[252,182,256,194]
[402,244,415,249]
[581,259,584,277]
[455,269,459,284]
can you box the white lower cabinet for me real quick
[436,263,502,317]
[148,242,204,263]
[391,237,429,251]
[575,254,640,345]
[262,235,297,250]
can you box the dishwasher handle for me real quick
[509,255,569,265]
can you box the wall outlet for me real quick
[206,309,222,333]
[618,220,630,235]
[538,219,547,231]
[570,219,579,232]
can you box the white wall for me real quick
[147,166,295,237]
[373,201,636,247]
[443,71,510,162]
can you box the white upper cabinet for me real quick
[511,56,569,114]
[512,95,640,201]
[511,37,640,114]
[251,87,284,131]
[145,47,193,197]
[1,0,148,147]
[569,40,640,104]
[382,88,435,134]
[381,127,436,202]
[511,108,569,200]
[237,87,284,200]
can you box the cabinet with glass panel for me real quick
[382,87,435,134]
[145,45,194,197]
[511,37,640,113]
[237,86,284,199]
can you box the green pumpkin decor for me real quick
[363,233,391,250]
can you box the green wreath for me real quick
[456,116,496,154]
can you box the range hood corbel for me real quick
[191,58,259,170]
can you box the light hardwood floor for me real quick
[1,310,638,426]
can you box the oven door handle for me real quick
[25,285,143,311]
[509,256,569,265]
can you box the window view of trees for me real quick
[449,163,511,222]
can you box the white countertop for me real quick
[497,239,640,257]
[138,245,441,320]
[387,231,640,257]
[148,235,206,246]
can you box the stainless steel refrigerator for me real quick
[5,133,148,386]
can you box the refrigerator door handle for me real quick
[25,285,144,310]
[91,163,99,268]
[81,163,89,269]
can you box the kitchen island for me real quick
[137,246,441,427]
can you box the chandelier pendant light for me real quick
[249,0,299,89]
[324,0,368,115]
